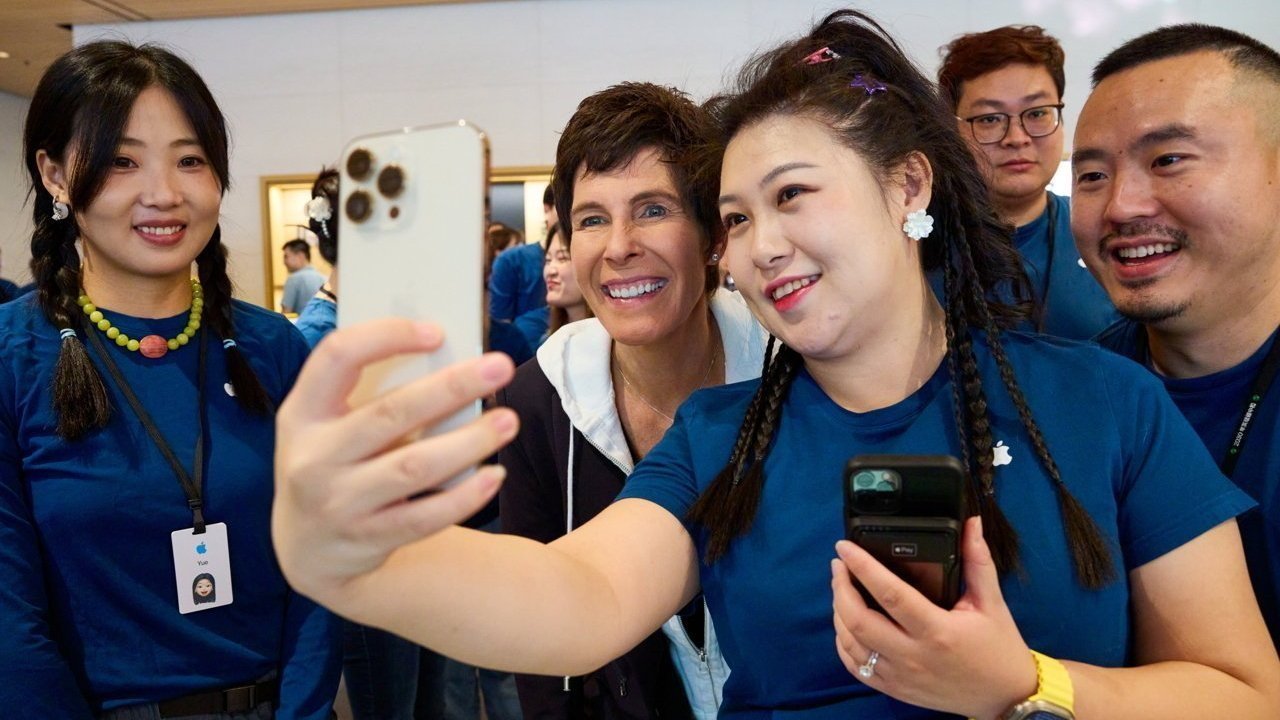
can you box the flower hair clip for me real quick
[802,46,841,65]
[306,195,333,239]
[851,74,887,96]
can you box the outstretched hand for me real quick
[831,516,1038,720]
[272,318,519,606]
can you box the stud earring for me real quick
[710,252,721,263]
[902,209,933,241]
[52,199,70,221]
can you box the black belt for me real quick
[156,678,278,718]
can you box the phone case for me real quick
[337,121,489,474]
[843,455,966,609]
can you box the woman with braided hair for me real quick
[0,41,340,717]
[273,10,1279,720]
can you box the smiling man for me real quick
[939,25,1119,339]
[1072,24,1280,647]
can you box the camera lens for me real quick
[345,190,373,223]
[853,471,877,490]
[346,148,374,181]
[377,164,405,198]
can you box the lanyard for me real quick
[1139,328,1280,478]
[1034,194,1057,334]
[1222,332,1280,477]
[84,323,210,533]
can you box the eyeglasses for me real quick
[959,104,1064,145]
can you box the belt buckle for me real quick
[223,684,256,712]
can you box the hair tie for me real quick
[59,328,76,340]
[802,46,841,65]
[851,74,888,96]
[223,339,237,350]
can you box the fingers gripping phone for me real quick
[843,455,966,610]
[337,121,489,471]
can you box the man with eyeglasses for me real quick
[939,25,1119,340]
[1072,24,1280,649]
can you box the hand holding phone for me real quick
[843,455,966,610]
[337,121,489,470]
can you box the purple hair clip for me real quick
[850,74,888,96]
[802,46,841,65]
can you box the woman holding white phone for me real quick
[272,11,1280,719]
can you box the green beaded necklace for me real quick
[76,279,203,359]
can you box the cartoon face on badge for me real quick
[192,573,216,604]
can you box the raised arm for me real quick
[272,319,698,674]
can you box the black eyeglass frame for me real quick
[958,103,1065,145]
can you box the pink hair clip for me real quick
[851,74,887,96]
[802,46,841,65]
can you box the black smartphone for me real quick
[843,455,966,610]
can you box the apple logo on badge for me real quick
[196,542,207,555]
[992,440,1013,467]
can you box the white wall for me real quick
[0,0,1252,304]
[0,91,32,285]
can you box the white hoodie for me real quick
[534,289,768,719]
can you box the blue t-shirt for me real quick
[1097,319,1280,647]
[488,243,548,359]
[0,295,341,717]
[295,295,336,349]
[619,331,1251,719]
[282,266,326,314]
[928,193,1119,341]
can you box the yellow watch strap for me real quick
[1028,650,1074,713]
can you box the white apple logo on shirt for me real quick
[993,440,1013,467]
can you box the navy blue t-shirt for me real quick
[929,193,1119,341]
[620,331,1251,719]
[0,295,341,717]
[1097,319,1280,647]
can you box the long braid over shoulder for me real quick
[692,10,1114,587]
[197,227,271,414]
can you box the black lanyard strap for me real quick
[1138,327,1280,477]
[1035,194,1057,334]
[1222,332,1280,478]
[83,322,209,532]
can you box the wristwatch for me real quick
[1000,651,1074,720]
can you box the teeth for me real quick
[606,279,667,299]
[139,225,182,236]
[1117,242,1179,259]
[771,275,819,301]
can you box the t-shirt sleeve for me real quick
[1107,360,1256,570]
[0,339,95,716]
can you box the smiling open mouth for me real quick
[136,225,185,239]
[605,279,668,300]
[771,275,820,301]
[1114,242,1180,264]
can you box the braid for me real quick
[688,338,803,563]
[196,226,271,414]
[951,198,1115,588]
[32,212,112,439]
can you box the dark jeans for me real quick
[344,621,433,720]
[441,659,522,720]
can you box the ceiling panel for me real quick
[0,0,474,97]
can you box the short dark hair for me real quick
[938,25,1065,110]
[282,239,311,260]
[542,183,554,208]
[551,82,720,296]
[1092,23,1280,87]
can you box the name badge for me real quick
[171,522,235,614]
